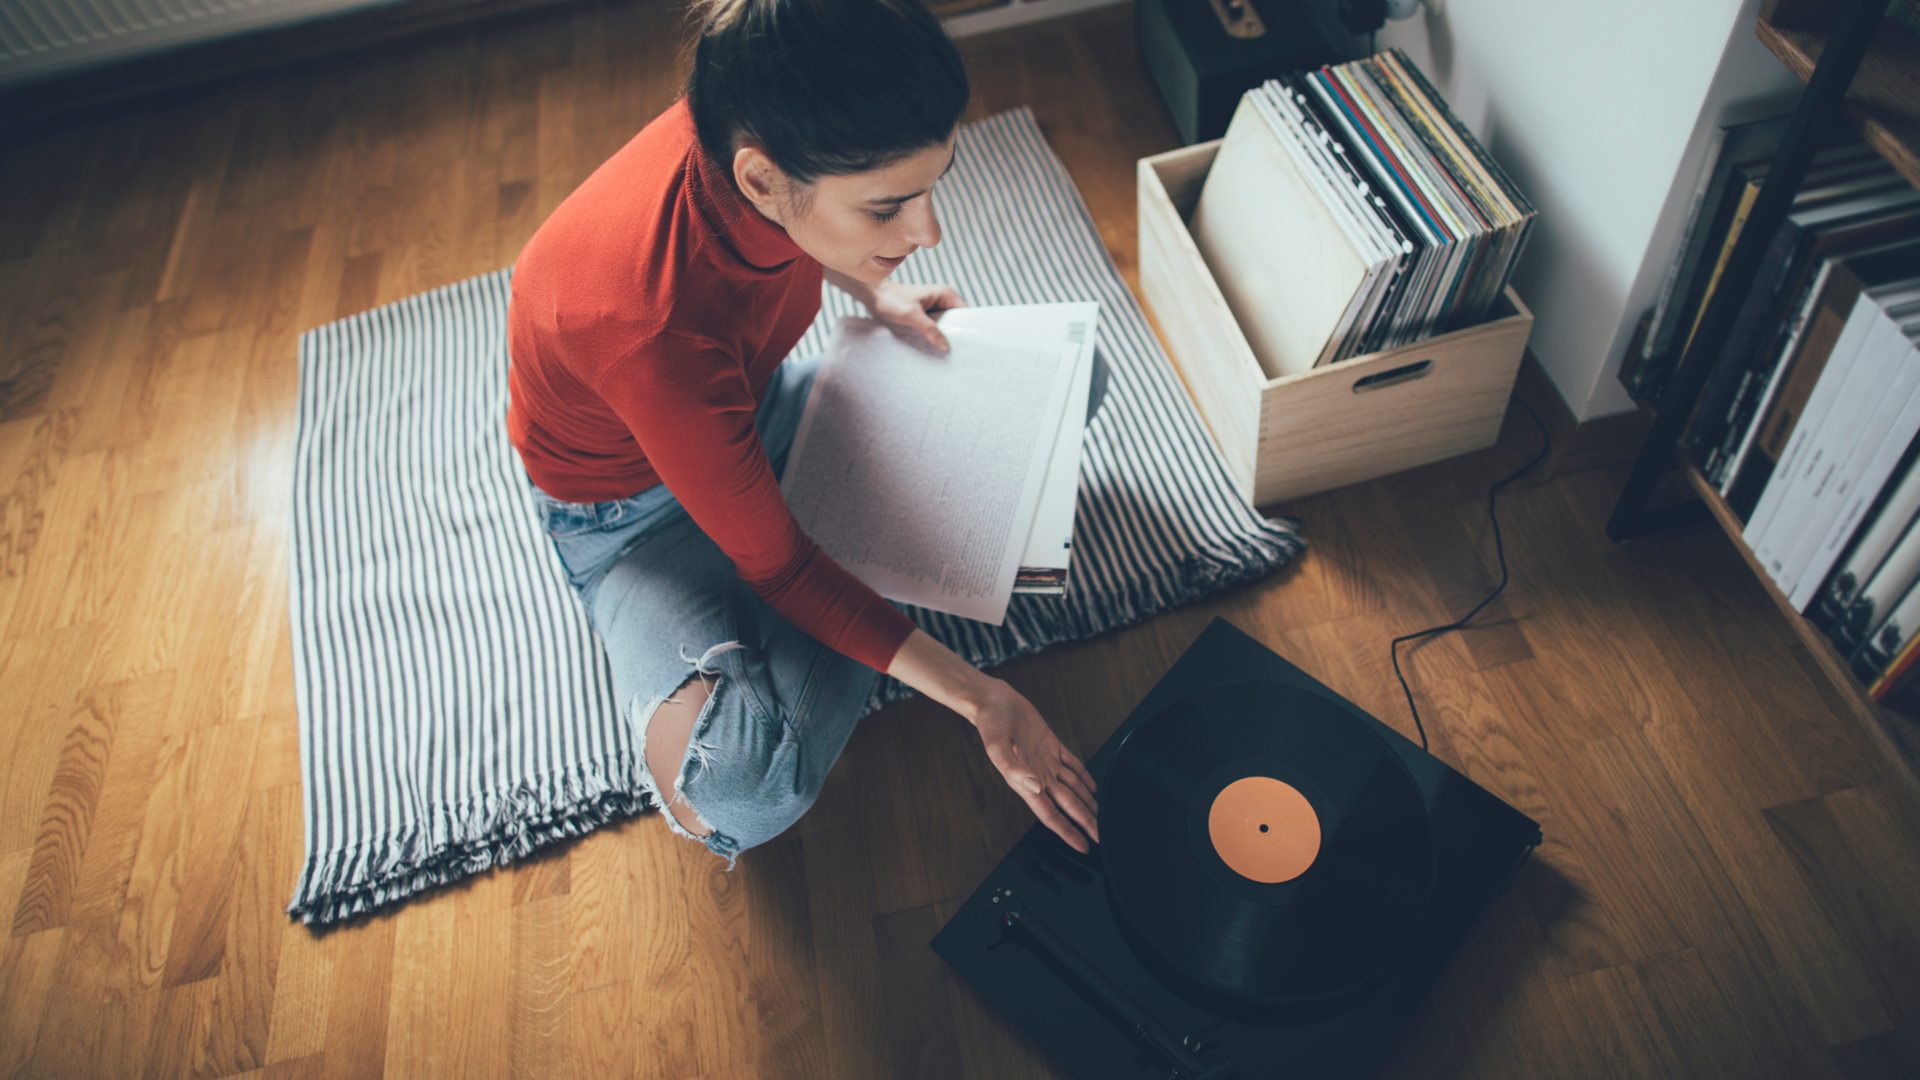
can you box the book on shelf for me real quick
[1721,237,1920,518]
[1685,171,1920,480]
[1805,439,1920,639]
[1752,282,1920,593]
[1631,117,1870,403]
[1190,49,1534,379]
[1868,578,1920,706]
[1635,120,1736,399]
[1777,308,1920,607]
[1830,499,1920,659]
[1848,569,1920,690]
[1878,663,1920,710]
[1711,255,1833,506]
[1751,272,1920,588]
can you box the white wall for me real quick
[1375,0,1804,422]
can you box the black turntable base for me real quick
[931,619,1541,1080]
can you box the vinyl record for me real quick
[1099,680,1436,1023]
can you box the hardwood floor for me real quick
[3,2,1919,1077]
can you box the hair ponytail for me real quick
[687,0,970,184]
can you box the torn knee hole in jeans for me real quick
[680,639,744,674]
[634,688,724,842]
[664,640,745,705]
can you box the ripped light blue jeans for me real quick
[529,356,882,861]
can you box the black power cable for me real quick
[1390,398,1551,751]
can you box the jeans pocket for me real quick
[533,491,607,539]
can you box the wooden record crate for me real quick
[1138,140,1535,507]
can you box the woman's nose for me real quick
[900,195,942,250]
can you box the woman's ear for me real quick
[732,144,789,223]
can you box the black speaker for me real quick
[1136,0,1338,145]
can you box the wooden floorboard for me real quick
[2,1,1919,1076]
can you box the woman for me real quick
[506,0,1098,861]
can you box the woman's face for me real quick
[736,135,956,283]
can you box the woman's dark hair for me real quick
[687,0,970,184]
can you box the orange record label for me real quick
[1208,776,1321,883]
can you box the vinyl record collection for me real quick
[1191,49,1536,380]
[1647,112,1920,709]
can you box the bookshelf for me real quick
[1757,7,1920,188]
[1608,0,1920,787]
[1677,453,1920,786]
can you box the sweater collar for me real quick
[686,123,808,272]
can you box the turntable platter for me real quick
[1098,680,1437,1023]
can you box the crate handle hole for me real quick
[1353,360,1433,393]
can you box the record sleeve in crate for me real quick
[932,618,1541,1079]
[1138,137,1534,507]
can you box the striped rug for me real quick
[287,107,1303,925]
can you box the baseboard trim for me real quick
[1511,350,1654,481]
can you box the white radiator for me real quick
[0,0,1126,90]
[0,0,391,85]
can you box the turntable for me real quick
[931,618,1541,1079]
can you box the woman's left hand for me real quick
[970,678,1100,853]
[884,629,1098,853]
[870,281,965,351]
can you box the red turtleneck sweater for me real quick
[506,99,915,672]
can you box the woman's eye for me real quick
[871,207,902,223]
